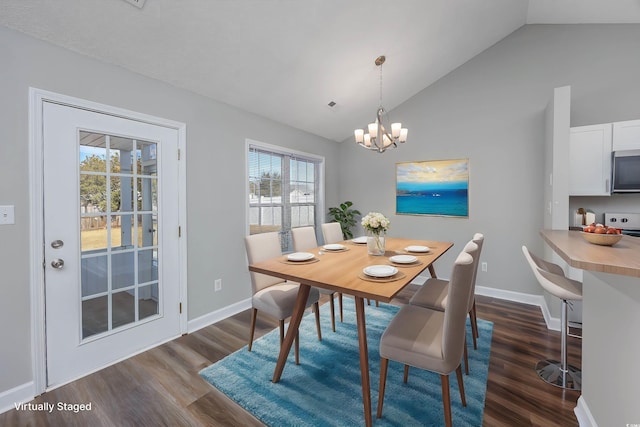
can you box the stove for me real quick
[604,212,640,237]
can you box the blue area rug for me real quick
[200,297,493,426]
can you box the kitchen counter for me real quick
[540,229,640,427]
[540,229,640,277]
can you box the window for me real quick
[247,140,324,252]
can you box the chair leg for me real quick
[455,365,467,407]
[338,292,343,322]
[376,358,389,419]
[314,302,322,341]
[279,319,285,346]
[294,330,300,365]
[329,295,336,332]
[463,335,469,375]
[403,365,410,383]
[471,300,480,340]
[375,300,379,307]
[248,308,258,352]
[440,374,453,427]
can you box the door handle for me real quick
[51,259,65,269]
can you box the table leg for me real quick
[428,264,437,278]
[272,284,311,383]
[354,296,373,427]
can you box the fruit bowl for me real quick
[581,231,623,246]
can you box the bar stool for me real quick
[522,246,582,390]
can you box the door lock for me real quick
[51,239,64,249]
[51,259,65,269]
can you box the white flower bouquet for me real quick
[361,212,390,235]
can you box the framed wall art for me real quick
[396,158,469,217]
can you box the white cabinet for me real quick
[613,119,640,151]
[569,123,612,196]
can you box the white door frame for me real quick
[28,87,188,393]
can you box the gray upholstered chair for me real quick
[408,233,484,374]
[291,226,340,332]
[320,222,345,321]
[377,248,477,427]
[522,245,582,390]
[244,232,322,365]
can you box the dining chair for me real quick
[522,245,582,390]
[320,222,345,321]
[321,221,344,245]
[377,248,477,427]
[244,232,322,365]
[291,226,340,332]
[408,233,484,374]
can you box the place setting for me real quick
[388,254,423,267]
[395,245,432,256]
[358,264,406,282]
[349,236,368,245]
[280,251,320,265]
[320,243,350,253]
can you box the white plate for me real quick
[351,236,367,244]
[323,243,346,251]
[389,254,418,264]
[405,245,430,253]
[363,265,398,278]
[287,252,314,262]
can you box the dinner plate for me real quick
[389,254,418,264]
[363,265,398,278]
[405,245,430,253]
[323,243,346,251]
[287,252,315,262]
[351,236,367,244]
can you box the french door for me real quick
[42,101,183,388]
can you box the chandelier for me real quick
[354,55,407,153]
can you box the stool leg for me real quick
[534,298,582,390]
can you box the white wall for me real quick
[0,25,341,396]
[337,24,640,301]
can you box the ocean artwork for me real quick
[396,158,469,217]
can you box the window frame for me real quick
[245,139,325,252]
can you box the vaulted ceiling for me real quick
[2,0,640,141]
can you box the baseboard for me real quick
[0,381,36,415]
[188,298,252,333]
[475,285,561,332]
[574,396,598,427]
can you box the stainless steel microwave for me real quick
[612,150,640,193]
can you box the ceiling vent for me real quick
[123,0,146,9]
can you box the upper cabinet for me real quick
[569,123,612,196]
[613,119,640,151]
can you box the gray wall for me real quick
[337,24,640,297]
[0,25,341,394]
[2,21,640,400]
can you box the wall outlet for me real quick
[0,205,15,225]
[214,278,222,292]
[481,262,488,272]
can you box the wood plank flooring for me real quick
[1,288,581,426]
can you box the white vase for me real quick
[366,230,386,256]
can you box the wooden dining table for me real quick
[247,236,453,427]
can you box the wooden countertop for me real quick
[540,229,640,278]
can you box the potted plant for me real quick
[327,201,361,239]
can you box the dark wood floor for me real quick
[1,287,581,426]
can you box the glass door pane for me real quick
[79,131,160,339]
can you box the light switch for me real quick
[0,205,15,225]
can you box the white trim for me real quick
[188,298,252,333]
[0,382,36,415]
[574,396,598,427]
[28,87,188,395]
[475,285,560,331]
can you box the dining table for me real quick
[247,236,454,427]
